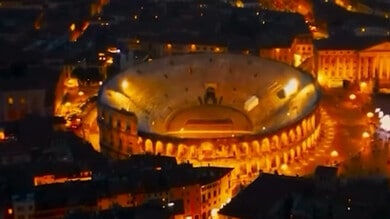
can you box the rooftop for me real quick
[219,173,313,219]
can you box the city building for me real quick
[259,33,314,68]
[0,66,59,122]
[219,166,390,219]
[315,36,390,89]
[95,155,234,219]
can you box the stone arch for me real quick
[189,145,197,158]
[261,138,270,152]
[241,142,249,155]
[137,137,143,145]
[200,142,214,159]
[283,152,289,164]
[252,140,260,155]
[302,119,307,136]
[155,141,164,155]
[265,154,272,170]
[311,115,316,130]
[275,155,281,168]
[281,132,289,147]
[145,139,153,153]
[307,117,313,132]
[296,126,302,141]
[302,141,307,152]
[166,143,174,156]
[290,148,295,161]
[231,143,238,157]
[288,129,296,143]
[296,145,301,157]
[271,135,279,149]
[177,144,187,160]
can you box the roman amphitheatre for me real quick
[97,53,322,178]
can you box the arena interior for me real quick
[97,53,322,180]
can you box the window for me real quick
[20,98,25,104]
[8,97,13,105]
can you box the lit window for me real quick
[20,98,25,104]
[8,97,13,105]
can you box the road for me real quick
[278,87,380,176]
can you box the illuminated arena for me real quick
[97,53,322,176]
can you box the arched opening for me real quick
[289,129,296,143]
[296,125,302,141]
[145,139,153,153]
[272,135,279,149]
[261,138,270,152]
[200,142,214,159]
[241,142,249,155]
[307,117,313,132]
[290,148,295,161]
[311,115,316,131]
[283,152,289,164]
[275,155,281,168]
[177,144,187,160]
[296,145,301,157]
[281,132,289,147]
[265,154,272,170]
[137,137,143,145]
[252,140,260,155]
[302,141,307,152]
[189,145,197,158]
[166,143,174,156]
[155,141,164,155]
[231,143,238,157]
[302,120,307,136]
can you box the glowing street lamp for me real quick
[349,94,356,100]
[366,112,374,118]
[330,150,339,158]
[121,79,129,90]
[281,163,288,171]
[362,131,370,138]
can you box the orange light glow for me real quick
[349,94,356,100]
[70,23,76,31]
[362,131,370,138]
[190,44,196,50]
[330,150,338,158]
[0,129,4,140]
[167,43,172,49]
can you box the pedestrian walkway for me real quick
[279,108,337,176]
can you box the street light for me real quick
[281,163,288,171]
[349,94,356,100]
[362,131,370,138]
[330,150,339,158]
[366,112,374,118]
[121,79,129,90]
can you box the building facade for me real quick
[316,41,390,88]
[259,34,314,68]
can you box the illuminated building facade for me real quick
[97,53,322,180]
[259,34,314,68]
[97,165,233,219]
[128,38,228,57]
[315,40,390,87]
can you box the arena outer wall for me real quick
[97,54,322,181]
